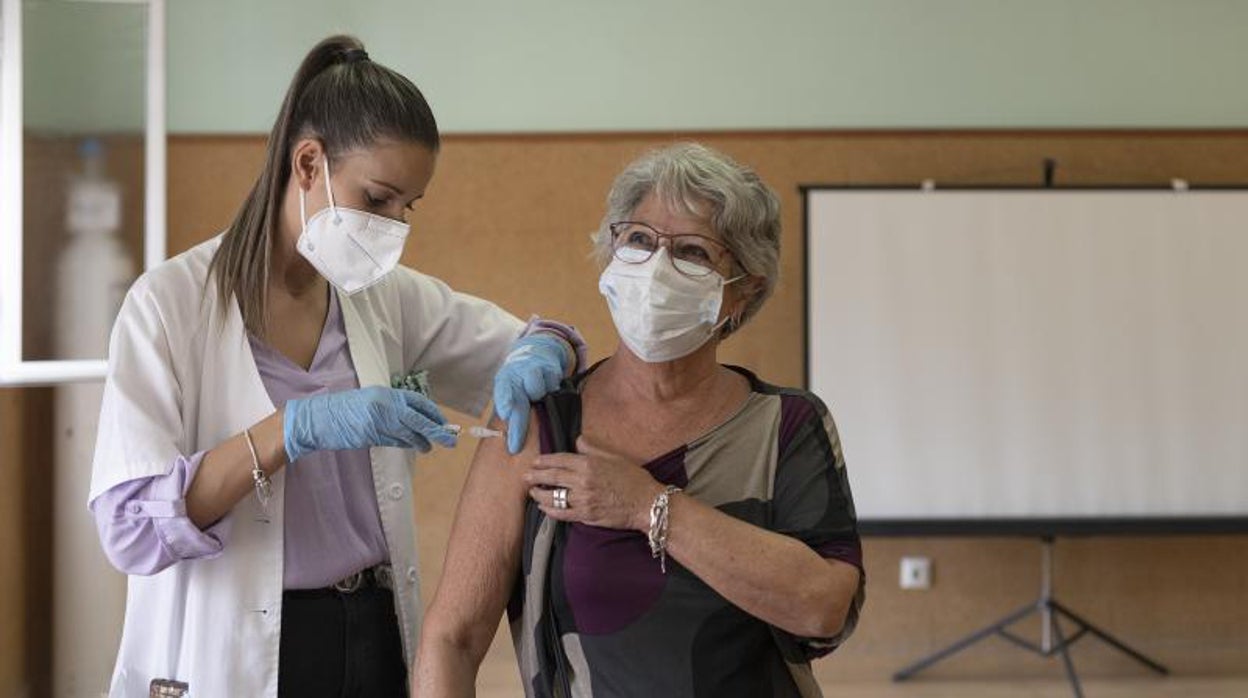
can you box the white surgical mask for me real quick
[296,157,409,295]
[598,247,744,363]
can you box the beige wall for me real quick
[4,130,1247,692]
[0,385,53,697]
[0,390,27,697]
[168,130,1248,685]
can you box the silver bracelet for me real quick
[647,485,682,574]
[243,428,272,511]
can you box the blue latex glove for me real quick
[493,333,571,454]
[284,385,457,463]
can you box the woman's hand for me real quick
[283,385,457,462]
[523,436,664,531]
[493,332,573,455]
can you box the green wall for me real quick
[23,0,1248,134]
[22,0,147,133]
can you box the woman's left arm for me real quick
[528,435,859,639]
[664,491,859,638]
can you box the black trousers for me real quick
[278,586,409,697]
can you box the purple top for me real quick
[91,292,386,588]
[89,450,225,576]
[90,291,586,589]
[247,292,390,589]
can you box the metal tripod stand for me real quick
[893,536,1169,697]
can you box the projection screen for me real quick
[805,188,1248,530]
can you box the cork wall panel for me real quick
[5,131,1244,690]
[0,389,26,696]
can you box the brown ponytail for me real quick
[207,35,439,337]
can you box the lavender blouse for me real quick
[89,292,584,589]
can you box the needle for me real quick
[445,424,502,439]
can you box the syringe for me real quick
[445,424,503,439]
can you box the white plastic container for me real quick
[53,138,133,698]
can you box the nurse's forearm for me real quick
[185,410,289,529]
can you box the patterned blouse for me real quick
[508,365,866,697]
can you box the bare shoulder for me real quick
[462,408,542,497]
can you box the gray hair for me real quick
[594,142,781,338]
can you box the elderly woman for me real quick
[416,143,865,697]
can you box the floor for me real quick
[823,678,1246,697]
[472,624,1245,697]
[476,665,1245,697]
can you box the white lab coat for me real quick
[89,236,524,697]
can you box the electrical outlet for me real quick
[899,556,932,590]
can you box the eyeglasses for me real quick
[608,221,737,278]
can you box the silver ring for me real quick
[552,487,570,510]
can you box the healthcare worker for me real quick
[87,35,584,697]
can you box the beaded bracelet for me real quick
[648,485,682,573]
[243,428,271,511]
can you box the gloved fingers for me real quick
[398,407,458,449]
[493,372,515,422]
[385,427,433,454]
[397,389,448,425]
[520,362,552,402]
[493,370,528,422]
[542,363,563,394]
[507,406,530,455]
[411,430,435,453]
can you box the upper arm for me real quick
[771,392,866,652]
[772,393,860,560]
[422,410,540,652]
[396,269,525,416]
[90,281,188,502]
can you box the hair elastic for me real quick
[341,48,369,63]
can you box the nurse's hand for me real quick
[283,386,458,463]
[493,333,572,455]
